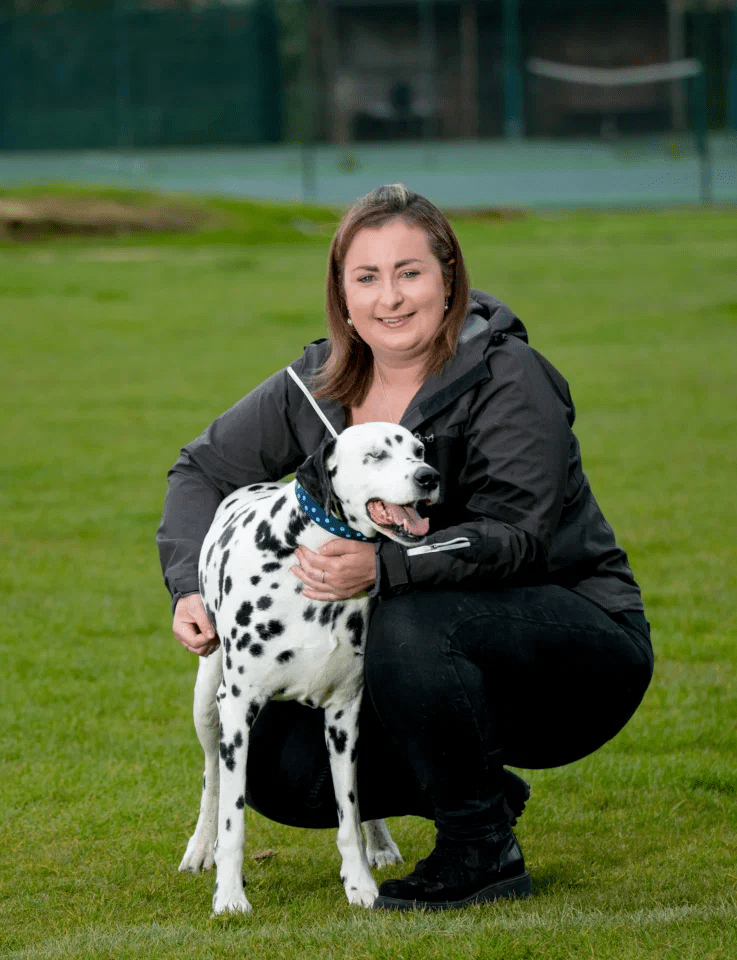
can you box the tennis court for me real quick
[1,135,735,208]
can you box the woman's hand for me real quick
[173,593,220,656]
[291,539,376,601]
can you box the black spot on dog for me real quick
[231,684,240,697]
[199,571,205,595]
[236,632,251,651]
[384,436,392,446]
[225,498,238,509]
[257,595,272,611]
[255,520,293,559]
[250,575,261,586]
[236,601,253,627]
[334,710,343,720]
[328,726,347,754]
[284,510,309,549]
[319,604,333,627]
[331,603,346,626]
[295,583,304,594]
[276,650,294,664]
[348,791,355,804]
[337,804,344,823]
[270,495,287,518]
[231,627,237,639]
[224,636,231,654]
[346,611,365,648]
[205,603,217,632]
[238,665,244,674]
[271,582,280,590]
[303,604,317,622]
[250,485,264,492]
[226,818,231,831]
[262,562,281,573]
[219,524,236,550]
[234,731,243,748]
[249,643,264,657]
[255,620,285,642]
[394,434,404,444]
[206,542,216,566]
[242,510,257,527]
[219,740,236,772]
[246,701,260,727]
[202,774,206,790]
[236,795,245,809]
[225,656,232,670]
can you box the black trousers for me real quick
[245,585,653,840]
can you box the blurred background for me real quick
[0,0,735,206]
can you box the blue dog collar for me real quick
[295,482,380,543]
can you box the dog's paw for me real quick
[211,889,253,916]
[367,843,404,869]
[344,877,379,909]
[179,834,216,873]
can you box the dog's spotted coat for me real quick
[179,422,440,914]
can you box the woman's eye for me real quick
[358,274,375,283]
[402,270,419,278]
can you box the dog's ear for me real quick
[295,436,337,515]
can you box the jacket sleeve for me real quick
[156,358,318,609]
[372,341,572,596]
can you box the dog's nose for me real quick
[414,466,440,492]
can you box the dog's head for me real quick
[295,423,440,545]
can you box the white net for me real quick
[525,57,704,138]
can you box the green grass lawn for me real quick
[1,193,736,959]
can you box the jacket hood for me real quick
[460,289,529,346]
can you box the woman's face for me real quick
[342,218,449,366]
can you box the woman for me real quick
[157,184,653,911]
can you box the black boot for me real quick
[373,826,532,911]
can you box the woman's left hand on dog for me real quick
[291,540,376,601]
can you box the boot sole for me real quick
[373,869,532,912]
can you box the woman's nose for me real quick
[377,278,403,308]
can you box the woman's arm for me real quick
[156,348,333,613]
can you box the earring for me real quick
[444,299,449,312]
[347,316,353,326]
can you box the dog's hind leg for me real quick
[179,650,222,874]
[324,697,379,908]
[212,685,265,915]
[363,819,403,869]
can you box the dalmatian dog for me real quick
[178,422,441,915]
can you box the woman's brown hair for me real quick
[311,184,470,407]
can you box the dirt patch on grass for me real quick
[0,195,212,240]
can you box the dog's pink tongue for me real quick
[385,503,430,537]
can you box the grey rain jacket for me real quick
[157,290,644,616]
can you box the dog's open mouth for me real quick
[367,499,430,539]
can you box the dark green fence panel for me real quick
[0,2,282,150]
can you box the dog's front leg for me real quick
[211,685,264,915]
[324,697,378,908]
[180,650,222,873]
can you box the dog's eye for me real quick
[367,450,389,462]
[413,445,424,459]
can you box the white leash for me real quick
[287,366,340,439]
